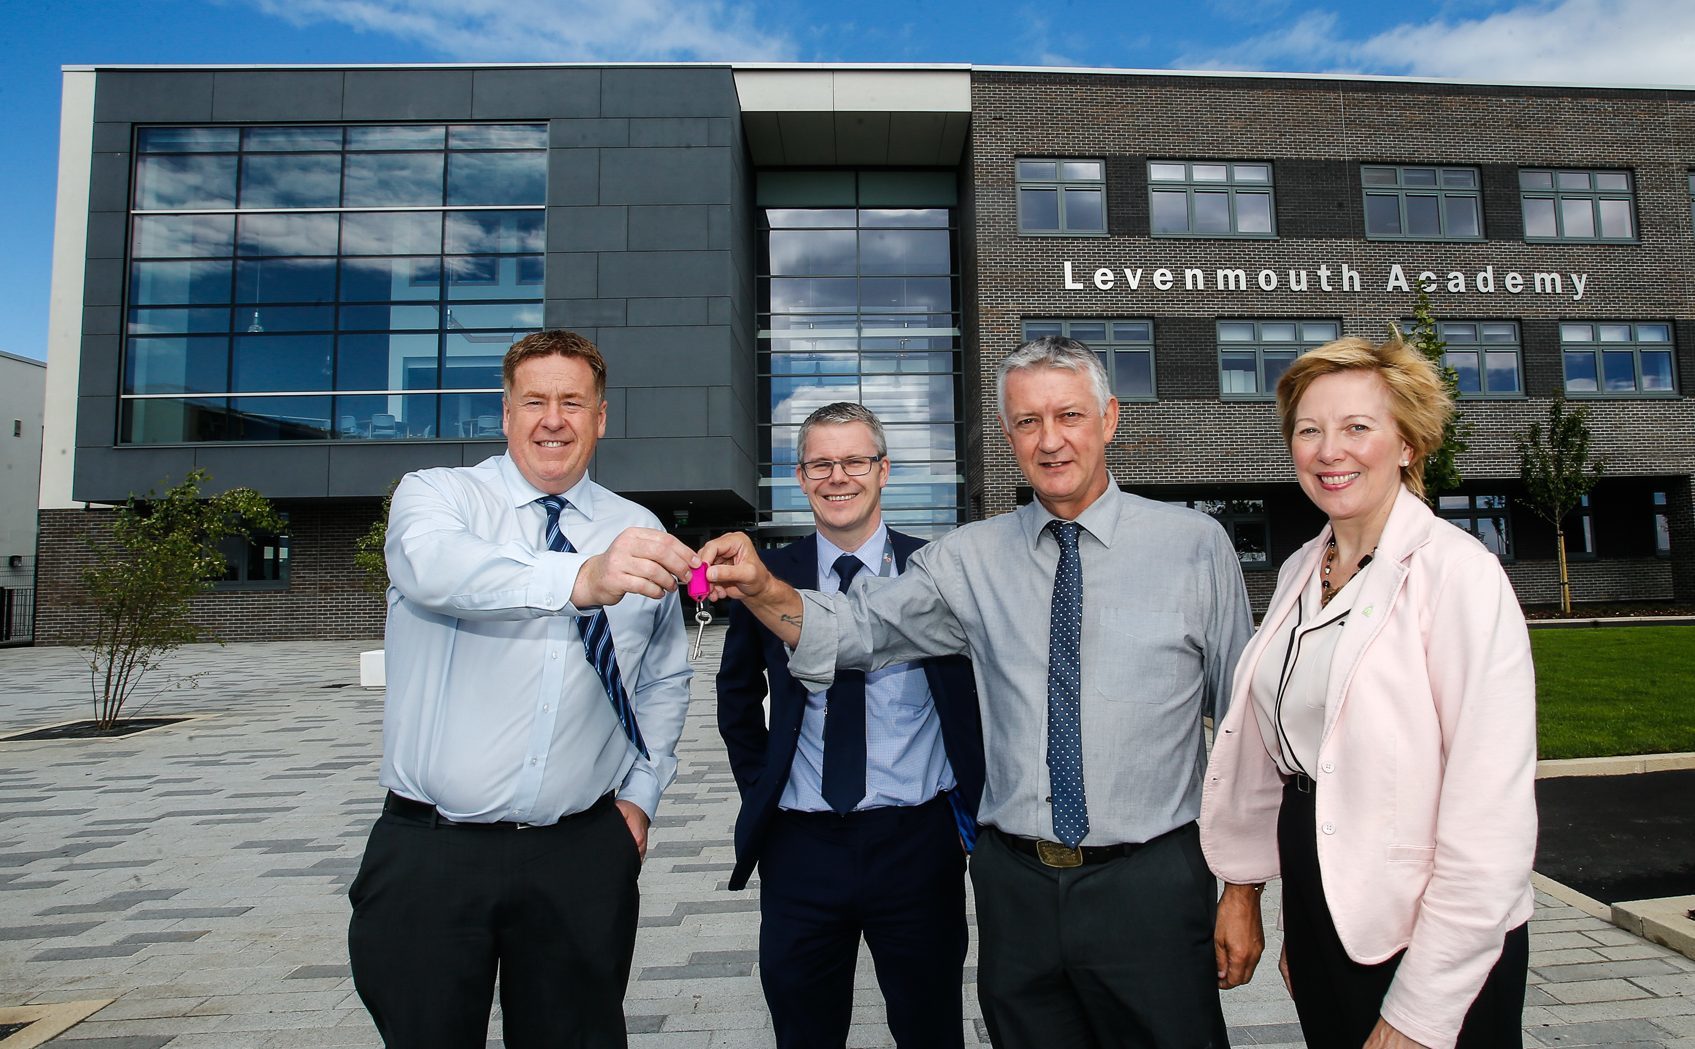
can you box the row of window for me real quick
[1017,159,1662,243]
[1020,318,1679,401]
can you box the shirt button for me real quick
[551,650,558,659]
[542,704,550,713]
[1321,762,1335,774]
[1321,821,1336,835]
[529,757,538,766]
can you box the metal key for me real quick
[688,564,712,661]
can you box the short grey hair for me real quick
[796,401,889,462]
[996,336,1112,424]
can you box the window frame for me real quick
[1653,491,1671,558]
[1422,320,1525,400]
[214,522,290,591]
[1361,164,1483,242]
[1166,497,1272,570]
[1520,167,1637,243]
[1015,158,1108,237]
[1147,160,1276,239]
[1558,321,1678,398]
[1021,318,1157,402]
[1568,493,1596,560]
[1436,493,1514,561]
[1216,319,1340,401]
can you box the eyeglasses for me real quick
[799,455,884,480]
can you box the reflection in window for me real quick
[1218,319,1339,399]
[124,123,545,443]
[1149,161,1275,238]
[1438,494,1513,559]
[1016,159,1106,235]
[1520,168,1635,242]
[1362,165,1482,240]
[757,170,962,536]
[1022,319,1156,400]
[216,524,289,589]
[1167,498,1270,567]
[1559,322,1676,397]
[1426,321,1522,398]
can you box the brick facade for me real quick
[970,70,1695,605]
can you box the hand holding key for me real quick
[688,564,713,661]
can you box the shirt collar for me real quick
[816,520,890,583]
[1017,475,1124,552]
[496,453,598,519]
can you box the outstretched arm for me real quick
[700,532,805,647]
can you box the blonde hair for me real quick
[1275,333,1452,501]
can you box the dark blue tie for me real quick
[1047,520,1089,847]
[822,554,867,814]
[537,496,649,760]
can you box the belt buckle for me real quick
[1035,840,1083,868]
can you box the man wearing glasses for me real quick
[716,401,983,1049]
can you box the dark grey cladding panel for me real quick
[600,68,737,118]
[550,299,628,328]
[594,436,748,496]
[191,444,331,498]
[74,447,197,503]
[597,324,732,386]
[628,206,710,251]
[602,387,626,438]
[707,119,734,148]
[547,150,600,206]
[474,68,600,119]
[598,148,733,205]
[212,71,345,122]
[550,119,629,148]
[597,251,731,299]
[626,297,710,327]
[92,122,133,153]
[624,386,710,438]
[343,70,474,121]
[327,442,470,496]
[94,72,213,122]
[629,119,712,148]
[706,386,736,436]
[546,252,599,298]
[88,153,133,213]
[83,259,125,308]
[550,206,627,252]
[85,212,128,260]
[83,306,121,336]
[78,335,121,394]
[708,205,735,250]
[75,396,117,448]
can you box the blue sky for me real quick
[4,0,1691,361]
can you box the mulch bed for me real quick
[0,717,192,742]
[1522,602,1695,621]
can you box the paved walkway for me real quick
[2,632,1692,1048]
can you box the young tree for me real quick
[80,469,283,729]
[1397,288,1474,503]
[353,483,397,594]
[1517,396,1603,616]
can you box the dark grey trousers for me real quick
[971,823,1229,1049]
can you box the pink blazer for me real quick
[1200,487,1536,1049]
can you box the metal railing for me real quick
[1,586,34,643]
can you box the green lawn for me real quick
[1533,625,1695,760]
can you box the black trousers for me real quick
[1277,780,1529,1048]
[757,794,968,1049]
[347,794,640,1049]
[970,823,1228,1049]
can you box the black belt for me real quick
[992,822,1189,869]
[383,790,613,829]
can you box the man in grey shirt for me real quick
[701,336,1261,1047]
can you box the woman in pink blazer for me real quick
[1200,335,1536,1049]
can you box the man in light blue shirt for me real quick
[716,402,983,1048]
[349,329,698,1049]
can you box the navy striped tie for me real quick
[537,496,649,759]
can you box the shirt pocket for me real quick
[1089,607,1195,703]
[1387,843,1436,866]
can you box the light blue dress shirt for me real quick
[779,523,956,813]
[380,453,692,824]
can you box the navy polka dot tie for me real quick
[1047,520,1089,848]
[821,554,868,814]
[538,496,649,759]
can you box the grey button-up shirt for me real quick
[789,482,1252,845]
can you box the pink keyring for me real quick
[687,564,711,602]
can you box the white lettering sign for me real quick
[1062,258,1592,301]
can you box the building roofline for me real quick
[973,62,1695,93]
[0,350,47,369]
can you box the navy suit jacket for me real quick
[716,530,984,891]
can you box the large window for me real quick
[215,528,289,589]
[1438,494,1512,559]
[1167,497,1269,568]
[1362,165,1482,240]
[123,123,546,444]
[1433,321,1523,398]
[1654,491,1671,557]
[1148,161,1274,238]
[1016,159,1106,235]
[1021,319,1155,401]
[1520,168,1635,242]
[1218,320,1339,399]
[1560,322,1676,397]
[757,171,963,537]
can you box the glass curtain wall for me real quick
[757,171,964,538]
[123,123,546,443]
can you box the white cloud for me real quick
[243,0,798,63]
[1182,0,1695,86]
